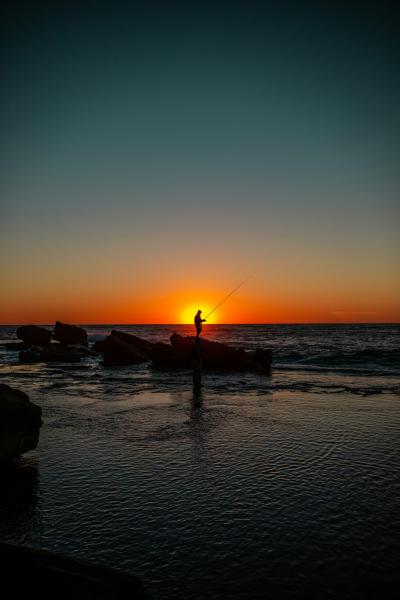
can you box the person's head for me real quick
[196,310,202,316]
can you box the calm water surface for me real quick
[1,325,399,598]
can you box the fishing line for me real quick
[204,272,256,320]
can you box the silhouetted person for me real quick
[194,310,206,338]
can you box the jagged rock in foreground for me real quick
[19,343,94,363]
[102,331,153,366]
[0,542,150,600]
[151,333,272,372]
[0,384,42,461]
[53,321,88,346]
[17,325,52,346]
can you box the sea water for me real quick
[1,324,399,598]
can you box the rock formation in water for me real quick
[15,322,93,363]
[0,542,150,599]
[111,330,153,356]
[97,330,272,372]
[17,325,52,346]
[0,384,42,461]
[102,330,154,365]
[53,321,88,346]
[4,342,29,351]
[92,340,105,353]
[19,343,93,363]
[151,333,272,372]
[12,323,272,372]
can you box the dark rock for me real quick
[103,333,150,366]
[92,340,106,353]
[151,342,192,370]
[152,333,272,372]
[19,346,43,363]
[19,343,87,363]
[59,344,96,357]
[0,384,42,461]
[0,542,150,599]
[2,342,29,351]
[16,325,51,346]
[248,348,273,370]
[111,330,153,358]
[53,321,88,346]
[0,461,39,517]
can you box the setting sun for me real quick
[180,305,216,325]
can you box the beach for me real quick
[1,324,399,599]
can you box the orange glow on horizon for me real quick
[1,280,399,325]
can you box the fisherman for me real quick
[194,310,206,338]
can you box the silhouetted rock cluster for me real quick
[8,323,273,372]
[98,330,272,372]
[9,322,91,363]
[0,384,42,461]
[151,333,272,372]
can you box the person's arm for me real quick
[202,319,206,322]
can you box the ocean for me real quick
[1,324,399,598]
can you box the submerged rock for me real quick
[17,325,51,346]
[19,346,44,363]
[102,332,152,366]
[0,542,150,599]
[3,342,29,351]
[53,321,88,346]
[19,343,93,363]
[152,333,272,372]
[0,384,42,461]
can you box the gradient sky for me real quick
[1,0,399,324]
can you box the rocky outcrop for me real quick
[19,344,94,363]
[53,321,88,346]
[0,384,42,461]
[17,325,51,346]
[151,333,272,372]
[0,542,150,599]
[102,331,153,366]
[151,342,192,370]
[111,330,153,357]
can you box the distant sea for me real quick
[1,324,399,599]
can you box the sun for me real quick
[180,305,216,325]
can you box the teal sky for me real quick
[1,1,399,323]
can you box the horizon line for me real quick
[1,322,399,327]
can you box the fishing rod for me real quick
[204,272,255,320]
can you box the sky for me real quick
[1,0,399,324]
